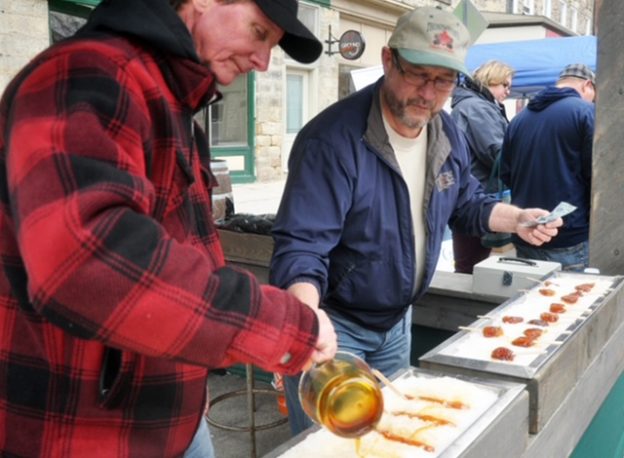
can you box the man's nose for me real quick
[251,46,272,72]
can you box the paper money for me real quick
[522,201,577,227]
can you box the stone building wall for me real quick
[251,0,594,182]
[469,0,506,12]
[465,0,594,34]
[0,0,49,91]
[0,0,595,183]
[255,55,287,183]
[254,5,340,182]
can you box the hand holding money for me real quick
[521,202,577,228]
[487,202,564,246]
[515,206,565,246]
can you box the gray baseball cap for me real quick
[388,7,471,75]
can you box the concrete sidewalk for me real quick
[207,371,291,458]
[229,178,458,272]
[231,179,286,215]
[210,180,291,456]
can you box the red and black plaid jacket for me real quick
[0,2,317,456]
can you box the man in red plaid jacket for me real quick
[0,0,336,456]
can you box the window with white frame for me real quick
[513,0,534,14]
[287,2,319,61]
[560,1,568,26]
[282,69,312,170]
[208,77,248,147]
[571,7,578,32]
[543,0,552,17]
[286,73,307,134]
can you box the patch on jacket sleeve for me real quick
[435,171,456,191]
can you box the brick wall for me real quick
[0,0,49,92]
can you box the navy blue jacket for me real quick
[500,87,594,249]
[270,79,497,331]
[451,79,509,186]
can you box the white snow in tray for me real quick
[438,274,614,365]
[277,374,498,458]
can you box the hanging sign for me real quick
[453,0,489,44]
[339,30,366,60]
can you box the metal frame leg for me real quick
[206,364,288,458]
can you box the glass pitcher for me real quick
[298,351,383,438]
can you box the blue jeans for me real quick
[515,240,589,272]
[184,417,215,458]
[283,307,412,436]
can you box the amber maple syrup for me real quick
[316,375,383,437]
[299,352,383,438]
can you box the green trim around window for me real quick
[307,0,330,7]
[48,0,96,18]
[49,0,283,184]
[212,72,256,184]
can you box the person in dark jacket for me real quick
[0,0,337,456]
[270,6,562,436]
[501,63,596,271]
[450,60,514,273]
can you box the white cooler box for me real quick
[472,256,561,298]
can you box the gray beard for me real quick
[382,87,431,131]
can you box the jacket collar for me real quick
[160,56,218,112]
[363,78,452,177]
[77,0,216,112]
[77,0,198,62]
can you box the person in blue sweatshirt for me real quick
[501,63,596,271]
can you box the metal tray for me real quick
[420,271,624,433]
[264,366,528,458]
[420,272,623,379]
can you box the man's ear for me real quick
[582,80,596,103]
[191,0,211,11]
[381,47,393,74]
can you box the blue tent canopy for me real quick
[465,35,597,97]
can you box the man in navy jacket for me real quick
[270,6,562,435]
[501,63,595,271]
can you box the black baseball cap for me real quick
[253,0,322,63]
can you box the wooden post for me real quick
[589,0,624,274]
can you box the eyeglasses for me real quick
[391,50,457,92]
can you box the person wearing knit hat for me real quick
[271,6,563,437]
[559,63,596,86]
[0,1,335,456]
[501,63,596,270]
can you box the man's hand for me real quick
[308,309,337,367]
[516,208,562,246]
[300,309,337,371]
[286,282,337,370]
[489,203,563,246]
